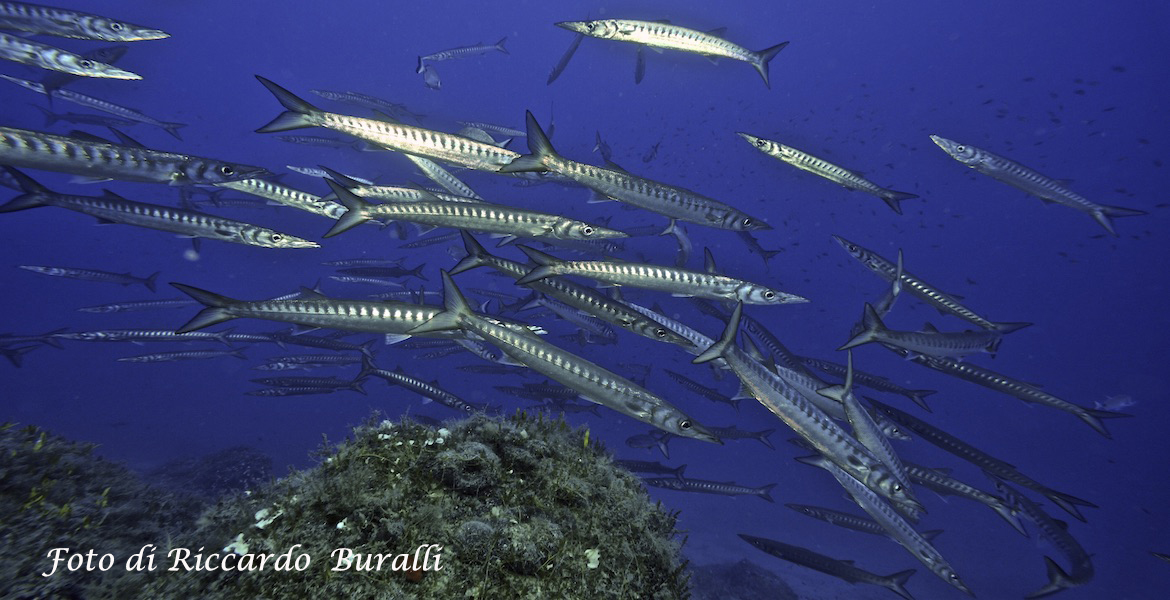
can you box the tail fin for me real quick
[449,230,492,275]
[756,483,777,503]
[495,37,509,54]
[693,302,742,364]
[988,496,1028,537]
[754,428,776,450]
[907,389,936,412]
[1024,556,1077,599]
[1079,407,1132,439]
[881,569,917,600]
[254,75,321,133]
[142,271,160,293]
[1091,204,1146,237]
[161,122,187,140]
[407,270,473,335]
[322,179,373,237]
[992,321,1032,334]
[751,41,789,89]
[515,265,558,286]
[170,283,240,333]
[497,111,555,174]
[1043,489,1097,523]
[881,190,917,215]
[0,167,51,212]
[838,303,885,351]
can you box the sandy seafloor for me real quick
[2,1,1169,598]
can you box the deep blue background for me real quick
[3,1,1168,598]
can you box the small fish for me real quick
[118,349,247,363]
[839,304,1004,359]
[547,32,585,85]
[421,64,441,90]
[417,37,508,73]
[19,265,158,291]
[77,298,196,313]
[739,534,916,600]
[643,476,776,502]
[613,459,686,480]
[1,76,186,139]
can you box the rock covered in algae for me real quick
[143,413,691,599]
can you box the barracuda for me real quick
[417,37,508,73]
[319,166,485,206]
[323,179,624,243]
[1,169,317,249]
[992,480,1094,599]
[833,235,1031,334]
[642,476,775,502]
[738,132,916,214]
[255,76,520,171]
[930,135,1145,236]
[18,265,157,291]
[0,33,140,79]
[0,126,264,184]
[516,246,803,305]
[215,178,347,220]
[800,454,973,596]
[556,19,787,88]
[359,357,491,414]
[694,303,922,513]
[903,462,1026,537]
[786,503,943,542]
[0,2,169,41]
[797,355,936,412]
[867,397,1098,522]
[739,534,916,600]
[500,111,769,231]
[408,271,721,443]
[1,75,187,139]
[903,352,1128,438]
[451,237,690,346]
[840,303,1004,359]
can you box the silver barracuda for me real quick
[309,89,425,123]
[0,33,140,79]
[500,112,770,231]
[901,351,1127,438]
[77,298,195,313]
[516,246,804,305]
[833,235,1030,334]
[799,454,973,596]
[408,271,721,443]
[417,37,508,73]
[39,43,127,92]
[458,121,525,138]
[798,354,936,412]
[18,265,157,291]
[0,2,169,41]
[53,329,230,345]
[359,357,491,414]
[0,126,265,184]
[642,476,775,502]
[323,179,625,243]
[0,169,317,249]
[1,75,186,139]
[992,480,1094,599]
[214,178,347,220]
[903,462,1025,537]
[556,19,788,88]
[320,167,486,206]
[867,397,1097,522]
[786,503,942,543]
[118,349,246,363]
[450,238,691,346]
[738,132,916,214]
[739,534,916,600]
[693,303,922,513]
[840,303,1004,359]
[254,76,521,172]
[663,368,741,411]
[930,135,1145,236]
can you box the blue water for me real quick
[3,1,1168,598]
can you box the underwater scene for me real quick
[1,0,1168,598]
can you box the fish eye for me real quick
[679,419,692,430]
[219,165,235,176]
[742,217,753,227]
[79,60,93,68]
[950,573,959,581]
[892,483,903,492]
[110,22,124,31]
[956,145,966,152]
[654,328,668,338]
[847,244,858,252]
[271,234,283,241]
[763,290,775,299]
[582,225,594,236]
[755,139,767,148]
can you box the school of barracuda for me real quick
[0,3,1154,599]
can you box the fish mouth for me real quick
[130,30,171,41]
[928,135,954,152]
[554,21,590,34]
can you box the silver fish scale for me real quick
[0,33,138,79]
[364,201,579,238]
[367,367,475,411]
[218,179,345,219]
[318,112,518,171]
[613,21,752,61]
[233,300,440,332]
[977,151,1098,212]
[0,2,167,41]
[912,354,1093,422]
[557,260,744,299]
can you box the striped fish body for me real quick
[0,33,140,79]
[361,363,487,414]
[403,154,483,199]
[519,256,804,305]
[215,178,347,220]
[786,503,903,539]
[255,76,519,171]
[18,265,157,290]
[840,305,1003,359]
[0,2,168,40]
[78,298,196,313]
[833,235,1029,333]
[1,176,316,248]
[322,181,484,205]
[417,37,508,72]
[992,481,1094,597]
[739,133,915,214]
[739,534,916,599]
[119,349,245,363]
[501,112,768,231]
[799,355,936,411]
[1,75,186,139]
[643,477,774,502]
[904,462,1026,536]
[803,455,972,595]
[247,387,338,397]
[694,304,919,511]
[0,126,264,184]
[557,20,787,87]
[930,135,1144,235]
[55,329,228,344]
[409,272,719,443]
